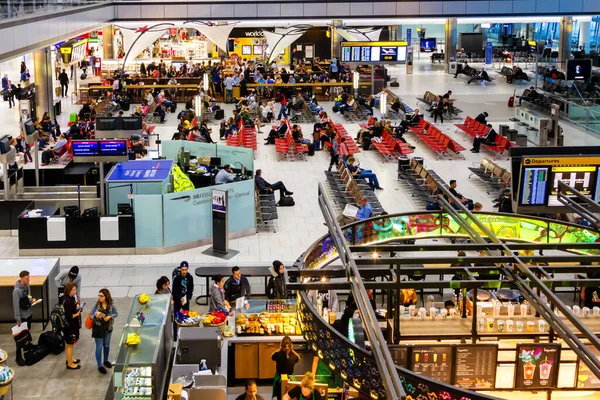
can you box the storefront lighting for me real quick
[380,92,387,117]
[195,95,202,118]
[371,251,379,259]
[353,72,359,90]
[203,72,209,92]
[321,276,327,282]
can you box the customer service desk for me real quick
[0,258,59,327]
[18,210,135,255]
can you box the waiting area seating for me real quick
[397,158,442,207]
[371,131,414,161]
[411,123,466,160]
[416,90,462,118]
[454,117,513,158]
[226,124,257,150]
[468,157,512,195]
[255,189,278,232]
[324,162,385,216]
[497,66,531,84]
[274,120,309,162]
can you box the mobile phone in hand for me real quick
[79,302,86,310]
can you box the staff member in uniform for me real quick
[272,336,299,400]
[215,164,236,185]
[282,372,324,400]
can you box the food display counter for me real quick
[107,294,172,400]
[235,300,301,336]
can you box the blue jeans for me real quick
[359,170,380,188]
[94,332,112,368]
[225,89,233,103]
[277,104,287,120]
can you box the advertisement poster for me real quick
[454,344,498,389]
[577,345,600,388]
[515,343,561,389]
[409,345,454,383]
[485,42,493,65]
[212,189,227,213]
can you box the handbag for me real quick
[85,312,93,330]
[92,317,108,338]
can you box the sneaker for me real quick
[286,191,294,196]
[104,361,113,368]
[98,367,107,374]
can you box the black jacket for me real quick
[268,275,286,299]
[172,273,194,303]
[255,176,271,193]
[58,72,69,85]
[224,275,251,302]
[474,113,487,125]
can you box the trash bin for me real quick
[53,99,61,116]
[516,134,528,147]
[499,124,509,137]
[398,156,410,171]
[506,129,518,141]
[448,62,457,75]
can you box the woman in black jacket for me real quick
[63,282,82,369]
[268,260,287,299]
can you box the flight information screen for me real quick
[521,167,549,205]
[548,166,596,206]
[341,41,407,63]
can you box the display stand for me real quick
[202,189,239,260]
[0,149,16,200]
[108,294,173,400]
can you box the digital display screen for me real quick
[72,141,99,156]
[99,140,127,156]
[242,45,251,55]
[340,41,407,63]
[420,38,436,52]
[519,156,600,208]
[567,59,592,81]
[253,45,263,55]
[521,167,549,205]
[548,165,596,206]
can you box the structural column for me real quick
[103,24,115,60]
[34,47,54,119]
[389,25,399,41]
[558,16,573,69]
[444,18,457,73]
[579,20,591,52]
[331,20,343,61]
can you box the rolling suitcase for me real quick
[69,113,77,123]
[308,143,315,156]
[215,109,225,120]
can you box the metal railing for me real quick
[0,0,107,21]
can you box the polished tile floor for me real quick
[0,58,598,399]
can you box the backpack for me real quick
[278,196,295,207]
[38,331,65,355]
[50,303,70,332]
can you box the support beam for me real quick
[558,16,573,70]
[444,18,457,73]
[103,24,115,60]
[33,47,54,119]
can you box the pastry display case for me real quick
[235,299,301,336]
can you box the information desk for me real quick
[0,258,59,327]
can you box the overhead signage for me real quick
[524,156,600,166]
[514,343,561,390]
[60,40,87,64]
[341,41,408,63]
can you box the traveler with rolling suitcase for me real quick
[12,270,34,365]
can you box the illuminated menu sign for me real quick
[515,343,561,389]
[388,345,409,369]
[577,345,600,388]
[409,345,453,384]
[454,344,498,389]
[341,41,408,63]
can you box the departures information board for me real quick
[454,344,498,389]
[341,41,408,63]
[409,345,454,383]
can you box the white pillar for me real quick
[558,17,573,70]
[579,20,591,52]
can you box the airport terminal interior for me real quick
[1,4,600,400]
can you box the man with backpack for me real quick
[13,270,34,365]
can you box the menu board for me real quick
[409,345,453,383]
[454,344,498,389]
[388,345,409,369]
[577,345,600,388]
[341,41,408,63]
[515,343,561,389]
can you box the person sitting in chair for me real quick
[265,119,288,145]
[470,124,497,153]
[468,68,491,84]
[255,169,293,200]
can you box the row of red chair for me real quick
[272,119,309,161]
[415,124,466,159]
[454,116,512,156]
[371,131,414,161]
[330,120,360,154]
[226,124,258,150]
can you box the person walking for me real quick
[327,132,339,171]
[276,91,288,120]
[63,282,82,370]
[173,264,194,313]
[58,69,69,98]
[13,270,33,366]
[6,81,15,108]
[91,289,118,374]
[54,57,62,80]
[224,74,234,104]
